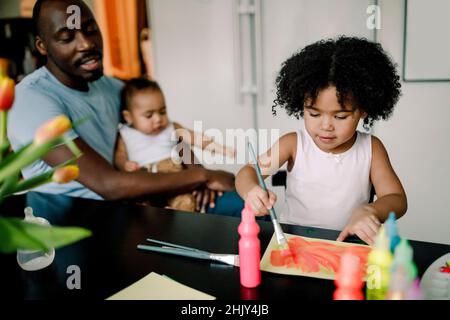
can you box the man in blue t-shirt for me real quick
[8,0,241,215]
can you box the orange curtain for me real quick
[20,0,37,17]
[93,0,140,80]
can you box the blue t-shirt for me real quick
[7,67,124,200]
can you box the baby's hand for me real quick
[337,205,381,246]
[124,161,140,172]
[245,185,277,217]
[223,146,237,159]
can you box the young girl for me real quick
[236,37,407,245]
[115,78,236,212]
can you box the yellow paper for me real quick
[107,272,216,300]
[260,233,371,280]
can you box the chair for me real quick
[271,170,376,203]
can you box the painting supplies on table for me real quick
[137,239,240,267]
[107,272,215,300]
[386,239,418,300]
[385,212,401,254]
[260,232,370,280]
[333,248,364,300]
[247,142,292,256]
[238,204,261,288]
[366,226,393,300]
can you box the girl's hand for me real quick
[337,205,381,246]
[124,161,140,172]
[246,185,277,216]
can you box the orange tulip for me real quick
[34,115,72,145]
[52,165,80,184]
[0,76,14,111]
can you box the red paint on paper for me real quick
[269,236,370,274]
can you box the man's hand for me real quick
[337,205,381,246]
[245,185,276,217]
[205,170,235,192]
[192,189,223,213]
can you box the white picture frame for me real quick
[403,0,450,82]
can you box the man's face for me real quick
[37,1,104,84]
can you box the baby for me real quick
[115,78,235,212]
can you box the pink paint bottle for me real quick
[333,248,364,300]
[238,204,261,288]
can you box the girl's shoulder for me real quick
[276,132,298,163]
[370,134,389,156]
[278,131,298,148]
[281,131,298,140]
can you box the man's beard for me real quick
[84,67,103,82]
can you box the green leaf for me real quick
[0,173,19,200]
[0,137,64,182]
[0,137,82,184]
[62,136,82,158]
[0,141,33,171]
[0,140,10,156]
[11,155,81,195]
[12,174,53,196]
[0,217,92,254]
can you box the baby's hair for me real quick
[273,36,401,128]
[120,77,162,112]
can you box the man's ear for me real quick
[123,110,132,125]
[35,36,48,56]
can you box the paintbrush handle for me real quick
[146,238,206,253]
[137,245,210,260]
[248,143,266,188]
[248,143,289,248]
[248,143,277,221]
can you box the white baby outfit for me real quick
[118,122,179,168]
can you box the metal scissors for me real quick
[137,239,240,267]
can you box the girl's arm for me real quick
[337,136,407,245]
[235,132,297,214]
[368,136,408,221]
[174,122,236,158]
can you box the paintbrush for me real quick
[248,143,291,254]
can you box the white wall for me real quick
[148,0,450,245]
[375,0,450,244]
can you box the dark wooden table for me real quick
[1,192,449,300]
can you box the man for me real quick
[8,0,240,214]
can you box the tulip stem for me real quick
[0,111,7,161]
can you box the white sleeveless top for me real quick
[281,128,372,230]
[119,123,179,166]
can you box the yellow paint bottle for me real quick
[366,226,393,300]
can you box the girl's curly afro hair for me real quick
[273,36,401,128]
